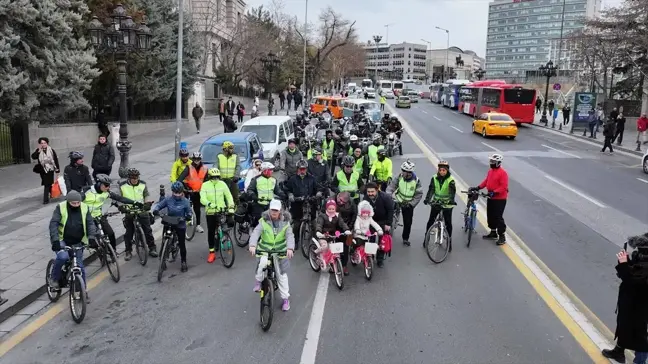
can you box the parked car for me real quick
[643,148,648,173]
[383,90,395,99]
[407,90,420,103]
[199,132,264,191]
[239,115,295,164]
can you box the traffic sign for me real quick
[553,83,561,91]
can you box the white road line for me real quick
[481,142,502,152]
[541,144,581,159]
[420,109,428,114]
[433,116,441,121]
[450,126,463,133]
[299,274,329,364]
[544,175,606,208]
[637,178,648,184]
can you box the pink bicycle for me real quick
[350,231,381,281]
[308,231,352,290]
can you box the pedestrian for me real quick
[380,94,386,111]
[637,114,648,146]
[364,91,369,100]
[254,95,260,109]
[562,104,571,125]
[91,134,115,180]
[287,91,293,110]
[226,96,236,116]
[601,233,648,364]
[294,90,302,111]
[548,99,555,122]
[236,101,245,123]
[31,137,60,204]
[218,98,226,123]
[223,115,237,133]
[601,118,616,154]
[64,151,93,194]
[192,102,204,134]
[279,90,286,110]
[268,94,275,114]
[96,109,109,137]
[613,112,626,145]
[588,109,598,138]
[535,97,542,114]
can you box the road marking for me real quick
[544,175,606,208]
[420,109,428,114]
[481,142,502,152]
[433,116,441,121]
[450,126,463,133]
[637,178,648,184]
[385,103,611,363]
[541,144,582,159]
[299,274,329,364]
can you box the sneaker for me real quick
[496,235,507,246]
[207,251,216,263]
[482,231,498,240]
[124,251,133,261]
[282,299,290,311]
[181,261,188,272]
[148,249,158,258]
[601,347,625,363]
[196,226,204,233]
[403,240,410,246]
[48,277,59,290]
[253,281,262,292]
[85,293,91,304]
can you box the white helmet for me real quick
[192,151,203,159]
[261,162,275,171]
[401,159,415,172]
[489,153,503,167]
[349,135,359,141]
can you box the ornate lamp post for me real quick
[538,60,558,127]
[475,68,486,80]
[87,4,152,178]
[261,52,281,97]
[372,35,382,82]
[305,64,315,98]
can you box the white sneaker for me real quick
[196,226,204,233]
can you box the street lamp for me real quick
[87,4,152,178]
[373,35,382,82]
[435,26,450,81]
[538,60,558,127]
[261,52,281,99]
[475,68,486,80]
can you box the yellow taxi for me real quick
[472,112,518,140]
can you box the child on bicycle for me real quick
[315,199,352,274]
[152,181,193,272]
[353,200,383,242]
[423,160,456,252]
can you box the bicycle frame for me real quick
[464,198,478,230]
[311,235,345,270]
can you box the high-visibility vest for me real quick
[83,188,109,218]
[256,177,276,205]
[370,158,392,182]
[258,219,289,251]
[120,182,146,203]
[58,202,89,244]
[217,154,237,178]
[433,176,455,208]
[336,170,359,198]
[396,177,417,203]
[186,165,207,191]
[368,145,379,166]
[200,179,234,215]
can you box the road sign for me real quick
[553,83,561,91]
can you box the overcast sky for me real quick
[245,0,624,57]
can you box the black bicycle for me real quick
[45,245,87,323]
[157,214,184,282]
[213,211,235,268]
[233,200,251,247]
[293,196,317,258]
[92,212,121,282]
[119,201,153,266]
[423,200,454,264]
[184,189,198,241]
[256,249,285,332]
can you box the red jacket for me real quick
[478,167,509,200]
[637,116,648,132]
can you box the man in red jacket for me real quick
[472,154,508,245]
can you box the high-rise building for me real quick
[364,41,427,81]
[485,0,601,81]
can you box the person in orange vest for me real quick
[177,151,208,233]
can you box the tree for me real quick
[569,28,620,100]
[325,42,365,90]
[0,0,100,123]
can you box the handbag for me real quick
[51,178,62,199]
[57,174,67,196]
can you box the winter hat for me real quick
[357,200,374,217]
[325,199,337,210]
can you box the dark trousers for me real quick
[175,227,187,261]
[98,124,110,137]
[237,114,244,123]
[280,99,285,109]
[189,192,203,225]
[400,204,414,241]
[287,100,292,109]
[426,206,453,237]
[341,241,350,267]
[563,114,570,125]
[92,168,111,181]
[250,203,267,228]
[613,126,625,144]
[124,214,156,252]
[194,117,200,131]
[43,184,52,203]
[486,199,507,235]
[223,178,239,204]
[329,159,336,177]
[206,214,221,251]
[380,104,385,111]
[601,136,614,152]
[219,113,225,123]
[97,216,116,250]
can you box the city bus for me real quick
[392,81,405,96]
[440,79,470,109]
[457,80,537,124]
[378,80,393,92]
[361,79,373,88]
[429,83,445,104]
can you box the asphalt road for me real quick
[0,129,593,364]
[391,100,648,333]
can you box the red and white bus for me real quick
[458,80,537,124]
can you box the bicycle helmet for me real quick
[349,135,359,142]
[401,160,415,173]
[489,153,503,168]
[179,148,189,157]
[208,167,221,177]
[171,181,184,193]
[313,146,323,155]
[127,168,140,178]
[222,141,234,150]
[383,113,390,119]
[192,151,202,159]
[260,162,274,171]
[296,159,308,169]
[438,160,450,170]
[390,116,399,122]
[69,151,84,160]
[377,147,387,157]
[95,174,112,185]
[342,155,355,167]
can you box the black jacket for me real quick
[226,100,236,115]
[424,173,457,204]
[64,163,93,193]
[223,116,237,133]
[603,121,616,137]
[91,142,115,172]
[307,159,330,186]
[284,174,317,198]
[49,203,97,244]
[315,213,350,235]
[363,191,394,226]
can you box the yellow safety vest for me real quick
[370,158,392,182]
[200,179,234,215]
[58,202,89,244]
[258,219,289,251]
[396,177,417,203]
[83,188,109,218]
[120,182,146,203]
[256,177,276,205]
[217,154,238,178]
[433,176,455,208]
[336,170,359,198]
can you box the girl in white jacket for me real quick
[354,200,383,240]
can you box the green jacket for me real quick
[200,179,235,215]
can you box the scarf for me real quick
[38,147,55,173]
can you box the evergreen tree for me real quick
[0,0,100,123]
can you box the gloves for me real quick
[135,202,144,209]
[152,210,160,216]
[208,202,216,209]
[88,239,99,249]
[489,192,495,197]
[316,232,324,239]
[51,241,61,252]
[288,194,295,202]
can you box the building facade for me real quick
[485,0,601,81]
[426,47,484,82]
[364,41,428,81]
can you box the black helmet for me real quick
[326,129,333,135]
[342,156,355,167]
[383,113,390,118]
[127,168,140,178]
[296,159,308,169]
[296,114,304,121]
[335,128,343,136]
[95,174,112,185]
[69,151,83,160]
[179,148,189,157]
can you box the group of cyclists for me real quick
[47,110,510,313]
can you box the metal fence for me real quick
[39,100,184,125]
[0,122,28,166]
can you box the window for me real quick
[504,89,535,104]
[240,125,277,143]
[251,137,261,156]
[279,124,286,142]
[330,100,338,107]
[489,114,513,122]
[286,119,294,136]
[481,88,501,108]
[200,143,248,163]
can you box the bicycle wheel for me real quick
[392,205,401,232]
[219,232,235,268]
[308,243,321,272]
[425,222,450,264]
[333,257,344,290]
[299,222,311,258]
[185,212,197,241]
[135,225,148,266]
[260,278,274,332]
[45,259,61,302]
[69,273,86,324]
[466,209,477,248]
[157,238,169,282]
[233,220,250,247]
[364,256,374,281]
[104,244,120,283]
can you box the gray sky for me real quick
[245,0,625,57]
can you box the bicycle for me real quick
[156,214,184,282]
[92,211,121,283]
[45,245,87,323]
[391,200,404,233]
[293,195,318,259]
[233,200,251,247]
[350,232,380,281]
[423,200,454,264]
[184,189,198,241]
[213,211,235,268]
[118,201,153,266]
[308,231,351,290]
[461,190,490,248]
[256,249,285,332]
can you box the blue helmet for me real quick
[171,181,184,193]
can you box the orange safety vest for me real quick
[187,165,207,191]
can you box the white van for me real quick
[239,115,295,163]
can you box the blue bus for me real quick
[429,83,444,104]
[440,80,470,109]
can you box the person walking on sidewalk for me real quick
[588,109,598,138]
[91,135,115,181]
[613,112,626,145]
[535,97,542,114]
[472,154,508,246]
[218,98,226,123]
[236,101,245,123]
[562,104,571,125]
[637,114,648,147]
[96,109,109,137]
[279,90,286,110]
[602,118,616,154]
[64,151,93,194]
[120,168,158,260]
[287,90,293,110]
[192,102,204,134]
[32,137,60,204]
[226,96,236,117]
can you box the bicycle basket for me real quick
[161,215,183,227]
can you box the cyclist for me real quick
[348,135,361,155]
[315,199,352,275]
[322,130,336,176]
[48,191,98,297]
[366,133,382,169]
[83,174,141,251]
[380,113,391,125]
[386,160,423,247]
[363,182,393,267]
[369,147,392,191]
[152,181,192,272]
[423,160,457,252]
[200,167,235,263]
[279,138,303,178]
[177,152,208,234]
[244,159,263,192]
[248,162,284,228]
[170,148,191,182]
[307,147,330,188]
[332,156,364,203]
[215,141,241,204]
[351,147,368,180]
[119,168,158,260]
[64,151,93,193]
[284,159,321,238]
[248,199,294,312]
[471,153,508,246]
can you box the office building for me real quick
[426,47,485,82]
[364,41,428,81]
[485,0,601,81]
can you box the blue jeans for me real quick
[51,243,86,284]
[635,351,648,364]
